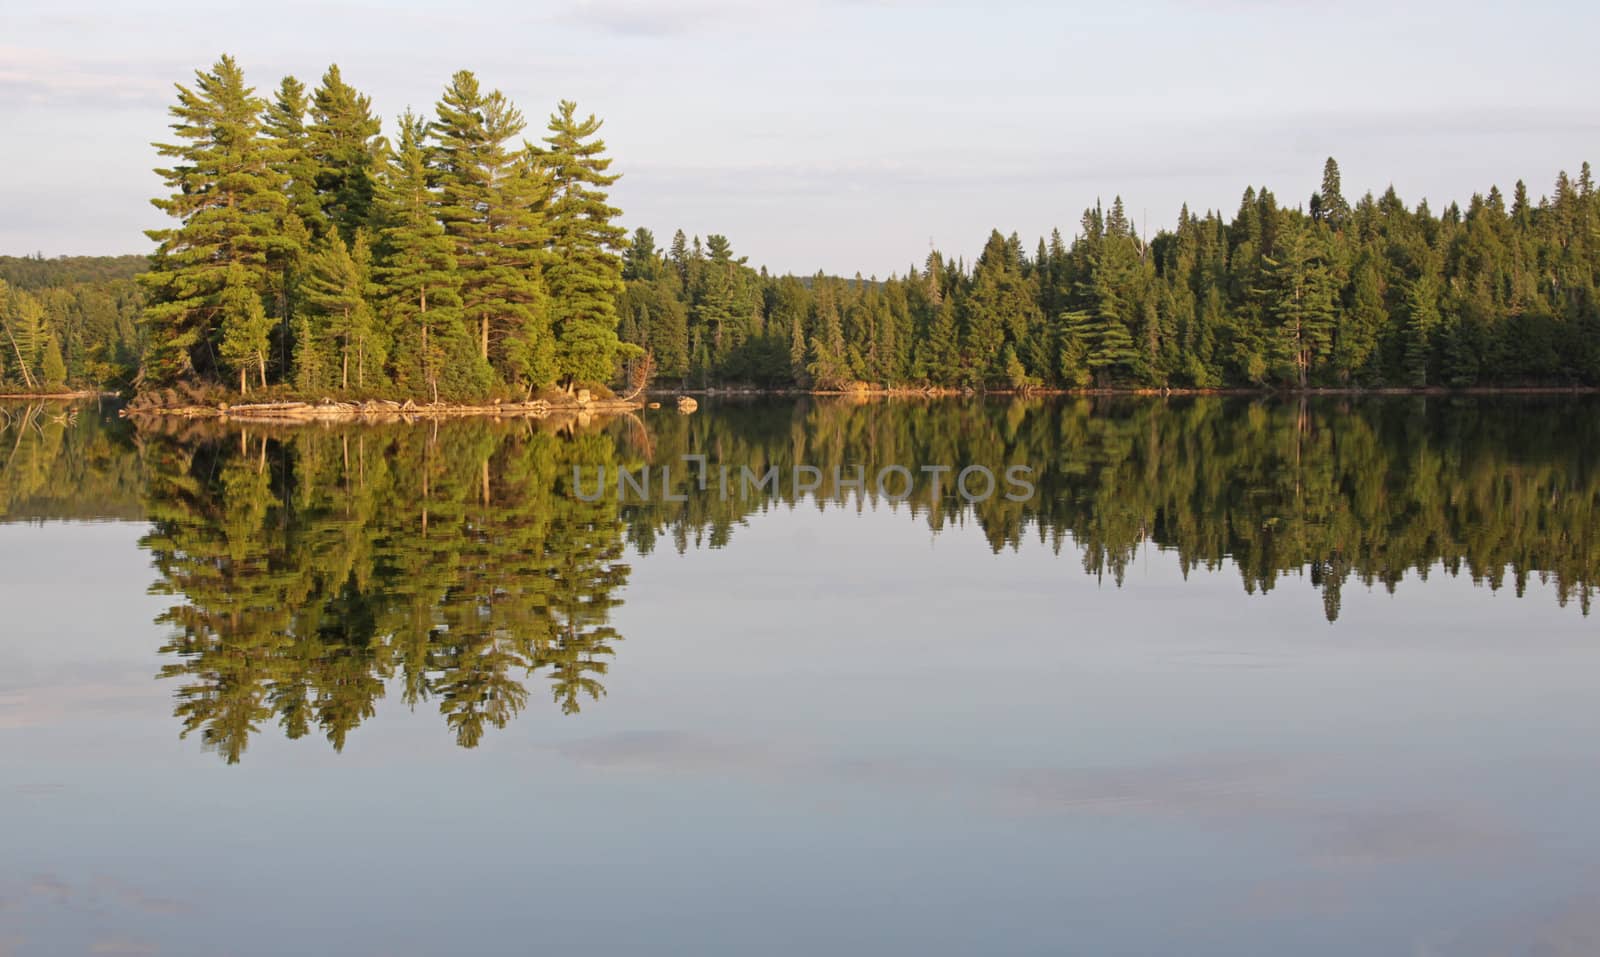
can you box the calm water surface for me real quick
[2,396,1598,956]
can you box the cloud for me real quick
[91,877,189,917]
[555,0,761,37]
[89,938,158,956]
[555,730,1524,869]
[0,46,173,109]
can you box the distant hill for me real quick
[0,254,148,290]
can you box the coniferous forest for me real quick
[4,54,1600,396]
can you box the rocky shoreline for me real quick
[120,395,651,426]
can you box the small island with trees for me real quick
[3,54,1599,410]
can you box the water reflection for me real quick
[617,396,1599,621]
[139,419,634,762]
[3,395,1596,763]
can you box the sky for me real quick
[3,0,1599,277]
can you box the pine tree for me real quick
[307,65,382,241]
[622,227,660,281]
[217,262,272,392]
[141,54,288,386]
[1403,271,1442,387]
[539,100,636,389]
[375,110,481,402]
[694,235,744,370]
[263,76,324,237]
[1057,311,1092,387]
[807,282,851,388]
[668,229,690,286]
[1262,216,1336,387]
[1336,254,1386,382]
[40,334,67,389]
[1079,224,1143,385]
[431,71,553,392]
[301,232,376,390]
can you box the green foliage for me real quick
[431,70,554,393]
[307,64,382,241]
[40,335,67,388]
[137,419,633,762]
[141,54,288,387]
[96,63,1600,397]
[540,100,637,387]
[217,263,272,392]
[300,232,380,390]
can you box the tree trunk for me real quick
[480,314,489,362]
[2,319,36,391]
[240,367,247,394]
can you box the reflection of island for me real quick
[7,395,1597,762]
[139,419,634,763]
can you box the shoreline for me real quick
[119,396,647,425]
[0,390,120,400]
[14,383,1598,423]
[656,384,1600,399]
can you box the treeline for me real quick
[618,159,1600,390]
[0,257,143,392]
[139,55,634,400]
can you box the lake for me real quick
[2,395,1598,956]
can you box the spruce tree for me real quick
[41,334,67,389]
[1403,271,1442,387]
[539,100,635,389]
[623,227,660,281]
[1262,216,1336,387]
[1318,157,1351,228]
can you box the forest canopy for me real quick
[136,55,635,400]
[8,54,1600,396]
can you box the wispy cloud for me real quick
[555,0,761,37]
[0,46,173,109]
[555,729,1525,869]
[89,938,158,956]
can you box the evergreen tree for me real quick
[301,232,378,390]
[307,65,383,241]
[1317,157,1351,228]
[540,100,636,388]
[264,76,324,236]
[431,71,553,392]
[217,262,272,392]
[141,55,288,386]
[622,227,660,280]
[1,281,47,390]
[1262,216,1336,387]
[1403,271,1442,386]
[375,110,482,401]
[40,334,67,389]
